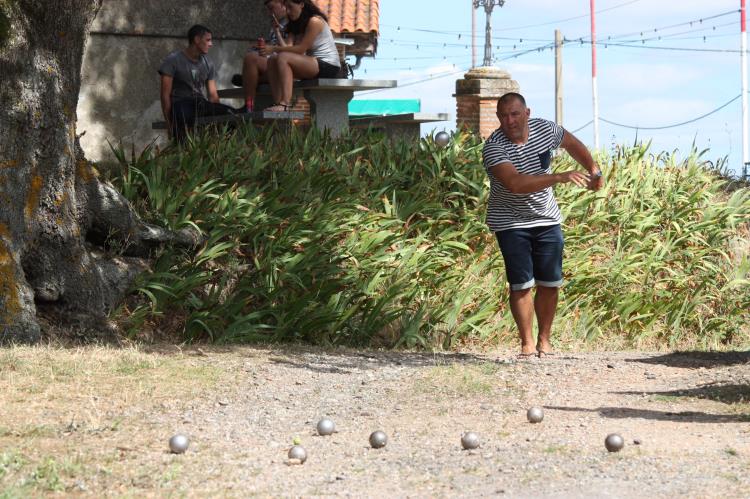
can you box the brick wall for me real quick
[455,96,500,139]
[454,67,519,140]
[290,96,311,126]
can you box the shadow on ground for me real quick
[264,349,506,374]
[626,351,750,369]
[613,383,750,405]
[545,405,750,423]
[135,342,513,373]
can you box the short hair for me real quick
[187,24,212,45]
[497,92,527,110]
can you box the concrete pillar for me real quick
[454,67,519,139]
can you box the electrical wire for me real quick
[381,0,646,35]
[378,8,740,49]
[590,41,743,54]
[602,9,739,42]
[570,120,594,134]
[600,94,741,130]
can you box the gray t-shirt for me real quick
[158,50,215,102]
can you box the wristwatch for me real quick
[591,170,602,178]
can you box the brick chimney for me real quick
[454,67,520,139]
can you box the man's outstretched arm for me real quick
[489,161,590,194]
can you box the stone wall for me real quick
[77,0,267,162]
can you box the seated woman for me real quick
[259,0,341,111]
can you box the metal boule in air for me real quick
[369,430,387,448]
[461,431,480,450]
[605,433,625,452]
[527,406,544,423]
[434,131,450,148]
[316,418,336,436]
[288,445,307,463]
[168,434,190,454]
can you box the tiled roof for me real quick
[316,0,379,36]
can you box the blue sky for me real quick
[354,0,748,177]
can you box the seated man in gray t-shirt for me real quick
[158,24,235,141]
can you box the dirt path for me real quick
[1,346,748,497]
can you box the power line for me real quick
[380,0,645,35]
[495,0,646,32]
[603,9,739,42]
[600,95,741,130]
[570,120,594,134]
[617,20,739,43]
[591,41,743,54]
[357,67,470,95]
[379,8,740,48]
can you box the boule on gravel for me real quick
[168,434,190,454]
[605,433,625,452]
[527,406,544,424]
[369,430,388,449]
[461,432,480,450]
[316,418,336,436]
[288,445,307,463]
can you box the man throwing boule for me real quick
[482,92,603,359]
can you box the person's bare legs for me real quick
[534,285,559,356]
[509,288,536,356]
[241,52,268,111]
[265,55,283,106]
[266,52,318,110]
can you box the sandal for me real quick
[264,103,290,112]
[516,352,536,361]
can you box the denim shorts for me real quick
[495,224,564,291]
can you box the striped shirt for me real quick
[482,118,565,232]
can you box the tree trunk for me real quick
[0,0,198,342]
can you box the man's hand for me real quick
[587,169,604,191]
[558,170,591,188]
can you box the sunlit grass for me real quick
[111,126,750,349]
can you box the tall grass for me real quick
[111,126,750,349]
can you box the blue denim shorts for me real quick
[495,224,564,291]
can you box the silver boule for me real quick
[369,430,387,449]
[434,131,450,148]
[527,406,544,424]
[168,434,190,454]
[461,431,480,450]
[288,445,307,463]
[316,418,336,436]
[605,433,625,452]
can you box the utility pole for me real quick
[472,0,477,67]
[555,30,563,127]
[742,0,749,179]
[590,0,600,149]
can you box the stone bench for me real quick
[217,78,397,137]
[349,112,450,140]
[151,110,304,130]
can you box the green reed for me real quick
[111,126,750,349]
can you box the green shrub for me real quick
[111,126,750,349]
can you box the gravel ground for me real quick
[2,346,749,497]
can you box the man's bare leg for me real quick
[509,288,536,356]
[534,285,559,355]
